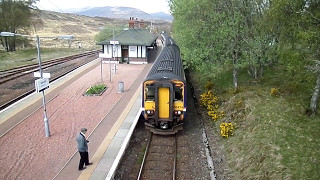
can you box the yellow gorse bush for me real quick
[200,89,234,138]
[220,122,234,138]
[270,88,279,96]
[200,90,224,121]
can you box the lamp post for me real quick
[109,28,119,82]
[113,28,117,74]
[1,32,74,138]
[36,35,50,137]
[0,32,50,137]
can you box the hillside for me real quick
[29,10,172,50]
[75,6,173,21]
[0,9,172,70]
[30,10,114,49]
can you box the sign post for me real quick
[111,40,118,74]
[109,26,119,82]
[36,35,50,138]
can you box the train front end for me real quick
[142,79,186,135]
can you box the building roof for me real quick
[97,29,158,46]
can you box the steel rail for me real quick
[137,134,177,180]
[0,53,98,110]
[0,50,100,84]
[137,132,153,180]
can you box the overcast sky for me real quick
[36,0,171,14]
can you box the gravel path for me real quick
[0,63,146,180]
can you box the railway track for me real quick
[0,50,100,110]
[138,133,177,180]
[0,50,99,84]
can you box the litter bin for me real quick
[118,81,124,93]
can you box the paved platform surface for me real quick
[54,63,153,180]
[0,45,159,180]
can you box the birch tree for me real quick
[266,0,320,115]
[170,0,274,90]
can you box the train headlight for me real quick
[146,110,154,115]
[174,111,182,115]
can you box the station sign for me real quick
[34,72,51,78]
[35,78,49,93]
[0,32,15,36]
[110,40,119,45]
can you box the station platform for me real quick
[53,75,143,180]
[84,90,142,180]
[0,39,163,180]
[0,56,154,180]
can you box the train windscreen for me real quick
[146,85,155,101]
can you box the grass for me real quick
[196,64,320,179]
[138,145,147,165]
[0,48,83,71]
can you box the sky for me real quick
[36,0,171,14]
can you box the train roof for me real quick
[161,33,177,47]
[144,44,185,83]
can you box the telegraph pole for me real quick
[36,35,50,138]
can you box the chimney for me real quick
[129,17,135,29]
[134,18,139,28]
[139,19,145,29]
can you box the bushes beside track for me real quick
[191,64,320,179]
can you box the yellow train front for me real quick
[142,36,186,135]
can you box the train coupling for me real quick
[160,122,169,129]
[145,123,183,135]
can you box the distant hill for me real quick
[30,10,172,49]
[150,12,173,21]
[72,6,173,21]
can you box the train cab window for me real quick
[146,86,155,101]
[174,86,183,101]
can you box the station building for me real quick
[97,17,158,64]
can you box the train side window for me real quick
[174,86,183,101]
[146,86,155,100]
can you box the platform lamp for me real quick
[35,35,50,138]
[110,29,119,82]
[0,32,49,137]
[0,32,75,138]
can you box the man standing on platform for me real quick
[76,128,93,170]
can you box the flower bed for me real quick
[83,84,107,96]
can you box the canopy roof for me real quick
[97,29,157,46]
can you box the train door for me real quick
[158,87,170,119]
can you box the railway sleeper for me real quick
[142,171,173,180]
[145,161,173,170]
[150,146,175,153]
[147,154,174,161]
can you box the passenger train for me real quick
[142,33,187,135]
